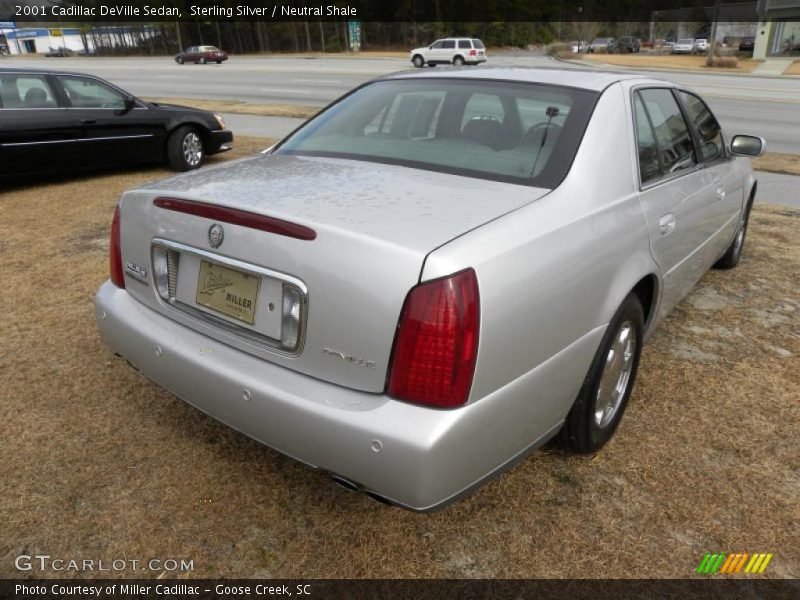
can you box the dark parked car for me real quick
[0,68,233,177]
[174,45,229,64]
[588,38,616,53]
[45,46,72,57]
[739,37,755,52]
[616,36,641,53]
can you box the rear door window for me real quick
[458,40,471,49]
[632,93,661,184]
[0,75,58,108]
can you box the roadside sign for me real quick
[0,21,17,29]
[348,20,361,52]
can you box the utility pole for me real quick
[707,0,721,64]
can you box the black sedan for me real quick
[0,67,233,178]
[739,37,755,52]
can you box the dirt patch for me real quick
[784,61,800,76]
[752,152,800,176]
[582,53,761,73]
[0,142,798,578]
[143,98,320,119]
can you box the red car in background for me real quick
[174,46,229,64]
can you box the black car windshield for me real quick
[275,78,598,187]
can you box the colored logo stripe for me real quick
[698,553,774,574]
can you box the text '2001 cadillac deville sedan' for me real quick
[94,67,765,511]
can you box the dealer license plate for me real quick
[195,260,259,325]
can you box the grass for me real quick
[753,152,800,176]
[143,98,320,119]
[582,53,761,73]
[0,138,798,579]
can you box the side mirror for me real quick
[116,96,136,116]
[730,134,766,157]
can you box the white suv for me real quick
[410,38,487,67]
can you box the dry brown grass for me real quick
[753,152,800,176]
[143,97,320,119]
[784,61,800,76]
[0,140,798,578]
[582,53,761,73]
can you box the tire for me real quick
[714,193,754,269]
[216,60,222,64]
[556,293,644,454]
[167,126,204,171]
[198,57,206,64]
[176,57,183,64]
[412,55,424,68]
[453,55,465,66]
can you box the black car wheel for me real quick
[556,293,644,454]
[176,56,184,64]
[167,126,204,171]
[412,55,424,68]
[198,57,206,64]
[216,60,222,64]
[714,192,754,269]
[453,55,465,66]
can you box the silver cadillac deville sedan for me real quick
[94,68,764,511]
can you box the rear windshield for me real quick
[472,39,485,49]
[275,78,598,188]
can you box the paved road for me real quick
[754,171,800,208]
[5,52,800,152]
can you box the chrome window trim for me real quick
[150,238,309,357]
[1,133,154,147]
[0,71,150,110]
[77,134,154,142]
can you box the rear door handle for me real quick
[659,214,676,235]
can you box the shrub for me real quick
[545,42,575,60]
[707,55,739,68]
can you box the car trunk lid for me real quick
[118,154,549,392]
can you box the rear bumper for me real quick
[207,129,233,154]
[94,282,592,510]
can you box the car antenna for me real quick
[529,106,559,179]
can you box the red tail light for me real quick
[387,269,480,408]
[109,204,125,288]
[469,49,477,56]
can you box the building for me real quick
[0,26,90,55]
[754,0,800,58]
